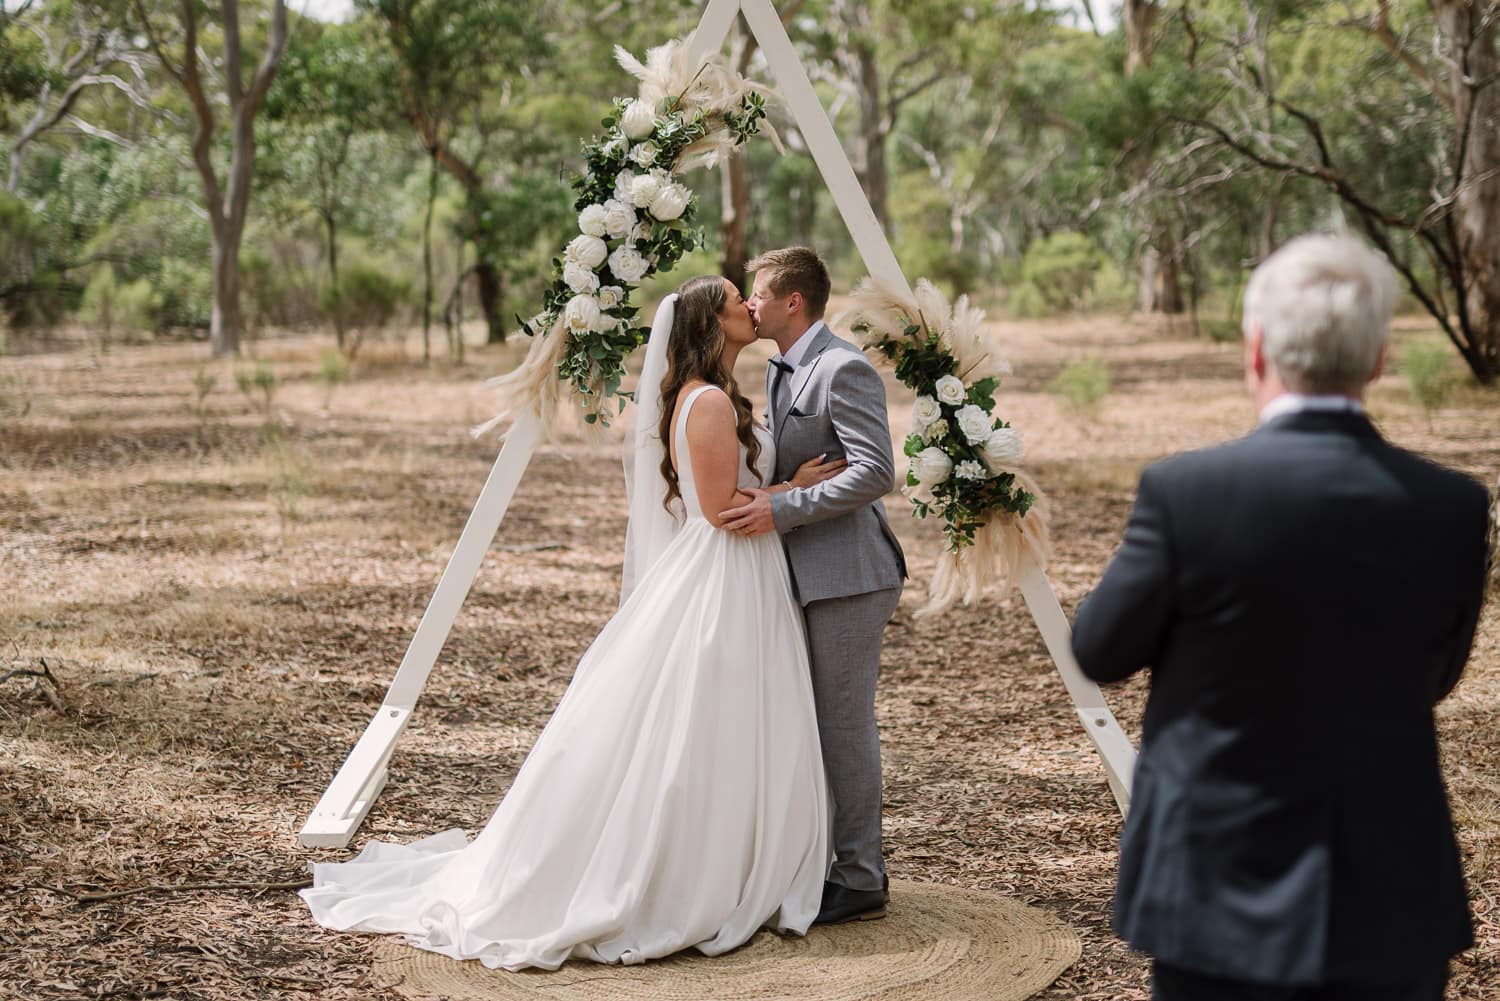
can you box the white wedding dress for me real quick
[302,384,829,971]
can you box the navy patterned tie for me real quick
[770,356,794,419]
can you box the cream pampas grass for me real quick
[614,40,783,171]
[843,277,1051,616]
[472,314,572,441]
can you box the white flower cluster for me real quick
[906,376,1024,489]
[559,97,696,335]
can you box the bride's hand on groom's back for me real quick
[790,453,847,489]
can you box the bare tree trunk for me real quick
[853,38,889,232]
[1125,0,1183,315]
[1137,245,1160,313]
[211,231,242,353]
[421,149,436,364]
[1123,0,1158,75]
[475,260,504,344]
[134,0,288,358]
[323,210,343,350]
[1156,228,1184,313]
[1435,0,1500,382]
[720,153,750,289]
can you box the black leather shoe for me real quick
[814,880,887,924]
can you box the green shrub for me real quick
[318,349,348,407]
[235,361,278,416]
[1050,356,1111,413]
[1019,232,1100,313]
[1201,318,1242,344]
[80,267,162,340]
[319,264,410,357]
[155,257,212,330]
[1401,340,1457,412]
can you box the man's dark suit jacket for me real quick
[1072,408,1489,986]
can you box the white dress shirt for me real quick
[774,321,825,369]
[1257,393,1365,425]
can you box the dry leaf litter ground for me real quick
[2,308,1496,1001]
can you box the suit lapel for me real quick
[775,324,832,448]
[764,360,776,431]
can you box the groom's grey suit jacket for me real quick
[767,323,906,605]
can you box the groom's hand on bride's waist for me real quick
[721,488,775,537]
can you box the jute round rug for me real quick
[369,879,1080,1000]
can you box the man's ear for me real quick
[1245,324,1267,381]
[1368,341,1388,383]
[785,290,803,318]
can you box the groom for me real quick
[720,246,907,925]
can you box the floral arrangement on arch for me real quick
[846,279,1052,614]
[479,41,776,434]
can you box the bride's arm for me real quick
[684,389,756,529]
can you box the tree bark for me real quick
[720,152,750,289]
[1125,0,1184,314]
[1434,0,1500,382]
[322,209,343,350]
[421,149,437,364]
[475,259,504,345]
[211,231,242,352]
[1123,0,1158,74]
[853,37,889,232]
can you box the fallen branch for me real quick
[1,657,65,711]
[46,878,314,904]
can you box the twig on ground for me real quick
[56,879,314,904]
[2,656,66,711]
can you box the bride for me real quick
[301,275,845,971]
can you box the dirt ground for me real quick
[2,308,1497,1001]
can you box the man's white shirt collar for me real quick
[777,321,825,369]
[1258,393,1365,425]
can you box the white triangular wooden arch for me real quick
[298,0,1136,849]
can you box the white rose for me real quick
[608,245,649,284]
[563,261,600,294]
[620,99,656,139]
[649,182,691,221]
[983,427,1024,470]
[955,404,993,445]
[955,460,989,481]
[563,294,601,334]
[912,395,942,429]
[909,446,953,488]
[935,374,966,406]
[577,204,608,238]
[629,141,660,168]
[919,418,949,444]
[613,170,636,202]
[597,285,624,309]
[628,221,653,244]
[564,234,608,269]
[628,173,663,208]
[591,310,619,333]
[601,199,635,240]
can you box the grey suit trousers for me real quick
[804,585,901,893]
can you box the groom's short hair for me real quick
[747,247,831,319]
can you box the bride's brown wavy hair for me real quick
[658,275,763,510]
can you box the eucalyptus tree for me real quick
[358,0,551,350]
[4,0,150,194]
[131,0,290,357]
[1177,0,1500,383]
[263,17,390,351]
